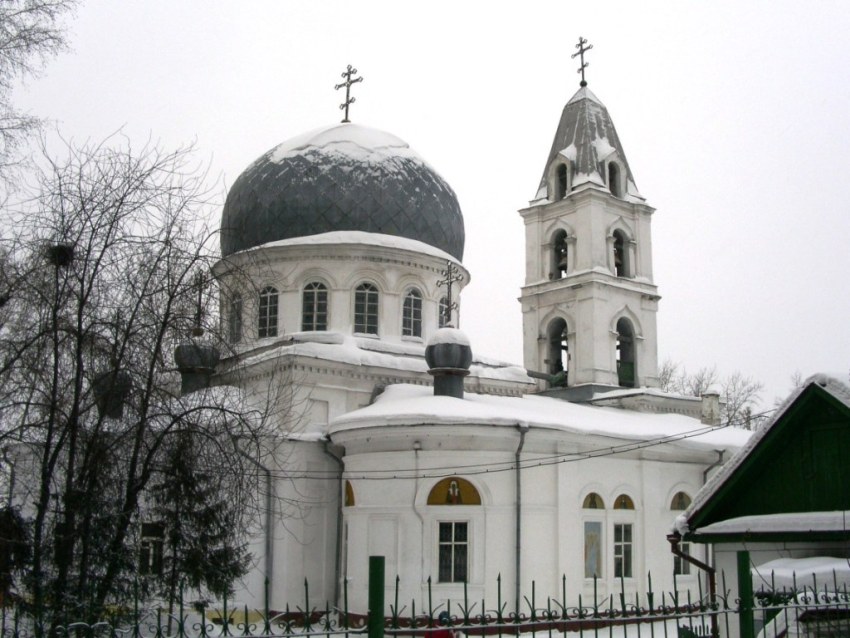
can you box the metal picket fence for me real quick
[2,558,849,638]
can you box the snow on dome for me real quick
[221,122,465,259]
[427,327,470,347]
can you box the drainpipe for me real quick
[703,450,725,485]
[412,442,425,589]
[323,440,345,607]
[667,532,717,638]
[238,449,275,606]
[514,425,529,615]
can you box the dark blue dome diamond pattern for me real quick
[221,128,465,260]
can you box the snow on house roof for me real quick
[692,511,850,538]
[752,555,850,592]
[676,373,850,536]
[329,384,752,453]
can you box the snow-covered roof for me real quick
[677,373,850,536]
[690,511,850,538]
[234,333,533,386]
[264,123,420,165]
[535,86,643,202]
[221,122,465,259]
[329,384,752,453]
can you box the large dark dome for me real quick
[220,123,465,259]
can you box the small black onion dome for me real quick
[425,328,472,371]
[92,368,132,419]
[174,340,220,395]
[174,341,220,372]
[220,123,465,260]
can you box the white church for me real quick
[212,69,751,614]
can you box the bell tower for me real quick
[519,43,660,395]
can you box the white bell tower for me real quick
[519,55,660,396]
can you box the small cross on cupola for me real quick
[334,64,364,123]
[436,260,462,327]
[571,37,593,87]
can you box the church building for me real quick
[213,62,751,615]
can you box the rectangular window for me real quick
[438,522,468,583]
[139,522,164,576]
[674,541,691,576]
[584,521,602,578]
[613,523,633,578]
[354,285,379,334]
[258,287,279,338]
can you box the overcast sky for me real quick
[14,1,850,409]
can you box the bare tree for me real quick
[721,371,764,428]
[0,0,77,176]
[660,358,764,428]
[0,136,282,623]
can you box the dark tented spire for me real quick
[535,87,642,201]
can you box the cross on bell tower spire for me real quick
[571,37,593,87]
[334,64,364,123]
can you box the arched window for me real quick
[613,494,635,510]
[550,229,569,279]
[582,493,604,509]
[402,288,422,337]
[547,318,569,383]
[354,283,379,335]
[556,163,568,199]
[302,282,328,331]
[344,480,355,507]
[616,318,636,388]
[613,229,630,277]
[608,162,622,198]
[583,492,604,578]
[438,297,450,328]
[228,293,242,343]
[670,492,692,511]
[427,477,482,505]
[258,286,278,338]
[427,477,479,584]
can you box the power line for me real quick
[265,406,778,482]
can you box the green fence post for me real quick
[737,550,754,638]
[368,556,385,638]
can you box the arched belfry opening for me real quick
[616,317,636,388]
[556,163,568,200]
[550,229,569,279]
[613,229,629,278]
[546,318,569,383]
[608,162,622,198]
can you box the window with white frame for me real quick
[438,521,468,583]
[258,286,279,338]
[402,288,422,337]
[139,522,164,576]
[302,282,328,331]
[613,523,633,578]
[354,283,379,334]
